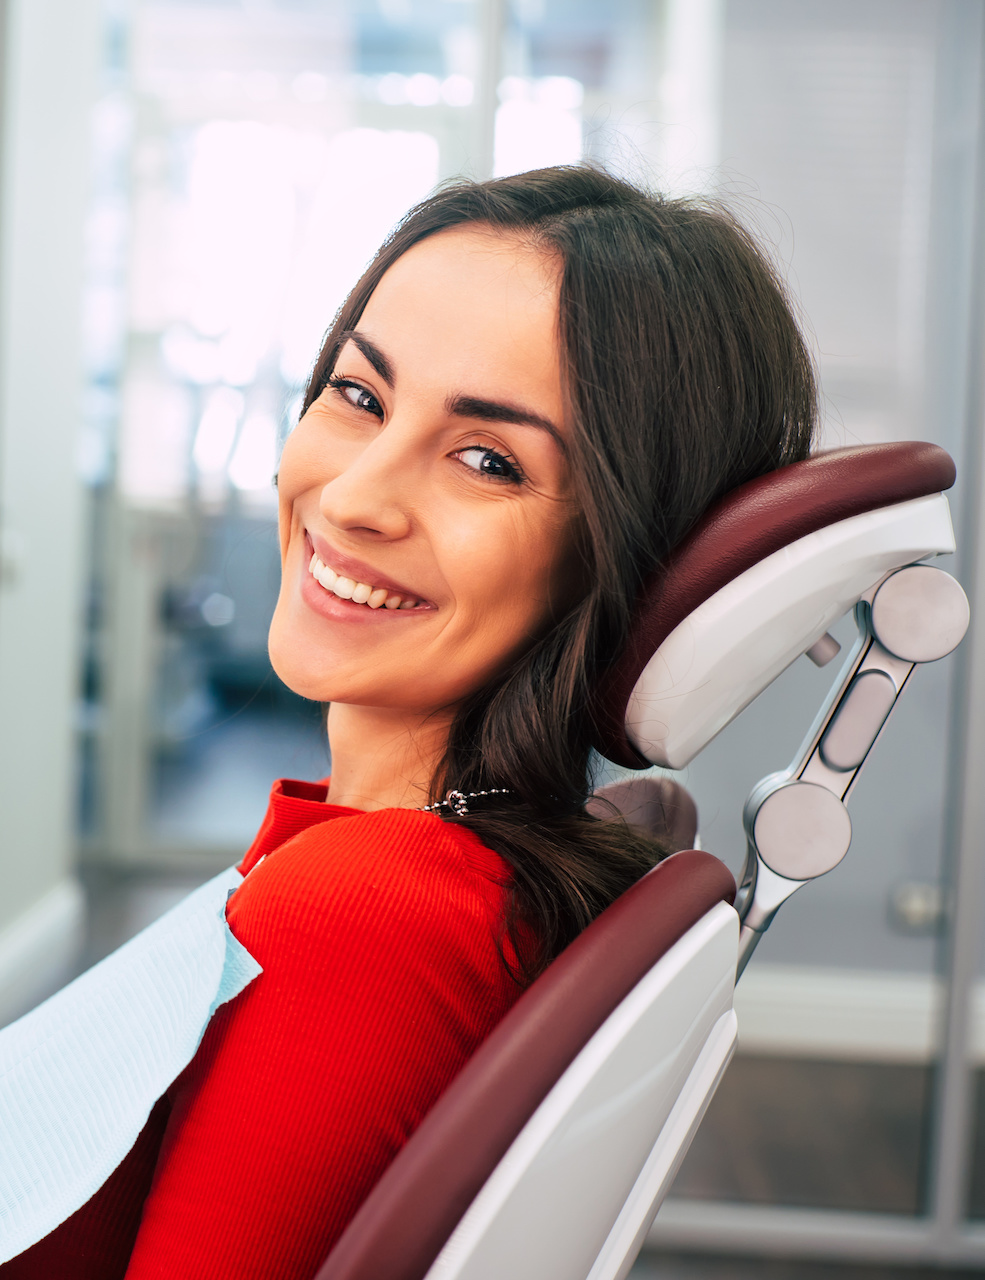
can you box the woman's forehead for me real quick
[349,227,564,412]
[361,227,559,349]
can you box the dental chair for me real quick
[316,441,969,1280]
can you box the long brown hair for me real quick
[303,165,817,979]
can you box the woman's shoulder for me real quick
[275,805,506,885]
[228,807,511,954]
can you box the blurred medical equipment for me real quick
[315,441,968,1280]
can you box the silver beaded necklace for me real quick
[419,788,512,817]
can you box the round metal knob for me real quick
[871,565,969,664]
[753,781,852,881]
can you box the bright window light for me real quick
[377,73,408,105]
[172,119,300,370]
[494,77,584,178]
[291,71,328,104]
[441,74,473,106]
[228,411,278,492]
[278,128,440,386]
[536,76,584,110]
[119,376,192,506]
[161,326,220,385]
[193,387,243,474]
[406,73,440,106]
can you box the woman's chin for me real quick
[268,616,332,702]
[267,626,390,706]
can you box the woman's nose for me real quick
[318,428,417,540]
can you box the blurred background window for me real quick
[2,0,984,1270]
[84,0,485,860]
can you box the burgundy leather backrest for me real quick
[592,441,956,768]
[317,849,736,1280]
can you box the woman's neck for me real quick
[325,702,454,811]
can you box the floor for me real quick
[670,1057,931,1215]
[630,1056,985,1277]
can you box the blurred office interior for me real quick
[0,0,984,1272]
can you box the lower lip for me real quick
[299,546,433,625]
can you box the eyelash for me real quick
[326,376,382,418]
[325,375,526,486]
[456,443,526,486]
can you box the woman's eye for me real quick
[327,377,383,418]
[456,446,524,484]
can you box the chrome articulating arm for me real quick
[735,563,969,979]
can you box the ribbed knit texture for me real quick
[2,780,521,1280]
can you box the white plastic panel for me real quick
[426,902,739,1280]
[586,1009,737,1280]
[626,493,955,769]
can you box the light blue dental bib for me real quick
[0,865,262,1262]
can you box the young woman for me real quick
[2,165,816,1279]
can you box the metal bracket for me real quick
[735,562,969,977]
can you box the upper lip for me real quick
[306,531,434,605]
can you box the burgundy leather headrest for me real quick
[592,441,956,769]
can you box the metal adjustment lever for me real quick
[736,782,851,975]
[734,563,969,977]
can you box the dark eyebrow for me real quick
[337,330,564,450]
[446,392,566,452]
[337,330,394,387]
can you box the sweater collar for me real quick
[238,778,363,874]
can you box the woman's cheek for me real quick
[276,425,327,558]
[276,462,300,562]
[277,422,318,500]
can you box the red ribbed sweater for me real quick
[4,779,523,1280]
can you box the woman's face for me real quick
[268,226,580,714]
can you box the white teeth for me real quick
[308,551,421,612]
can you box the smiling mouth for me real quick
[308,552,429,611]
